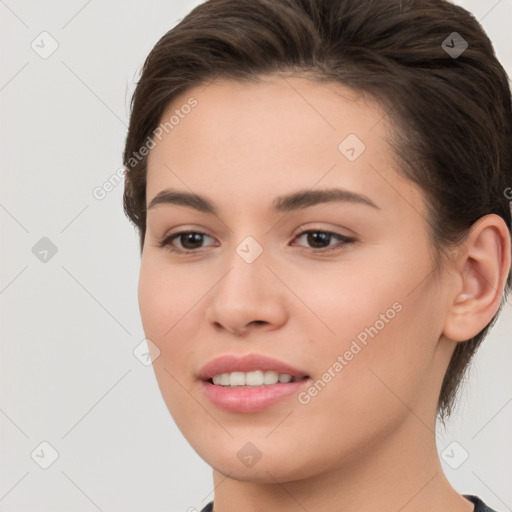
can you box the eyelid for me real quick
[292,222,356,239]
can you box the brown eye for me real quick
[177,232,206,250]
[159,231,216,253]
[292,229,355,252]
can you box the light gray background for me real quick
[1,1,511,511]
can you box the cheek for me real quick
[298,253,440,405]
[287,291,438,473]
[137,257,203,344]
[294,257,405,348]
[138,260,202,428]
[137,258,202,398]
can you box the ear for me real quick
[442,214,511,342]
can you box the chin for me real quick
[197,439,331,484]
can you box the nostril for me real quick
[250,320,267,326]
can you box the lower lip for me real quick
[201,379,311,413]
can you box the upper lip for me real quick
[197,353,310,381]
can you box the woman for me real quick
[122,0,511,510]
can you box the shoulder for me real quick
[465,495,500,512]
[199,502,213,512]
[199,497,500,511]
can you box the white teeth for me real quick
[218,373,230,386]
[246,370,264,386]
[211,371,298,387]
[264,370,279,385]
[230,371,245,386]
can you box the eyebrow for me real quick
[147,187,380,214]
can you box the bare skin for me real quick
[138,75,510,512]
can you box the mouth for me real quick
[197,352,310,385]
[197,352,312,412]
[200,370,312,414]
[207,370,310,388]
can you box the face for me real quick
[138,76,453,482]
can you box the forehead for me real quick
[145,75,424,218]
[151,75,385,155]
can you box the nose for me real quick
[204,250,288,336]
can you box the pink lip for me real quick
[197,353,311,413]
[201,379,311,413]
[197,353,309,381]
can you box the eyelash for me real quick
[157,229,356,255]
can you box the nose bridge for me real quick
[216,238,270,305]
[204,236,288,333]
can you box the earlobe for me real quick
[442,214,511,343]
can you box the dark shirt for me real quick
[199,494,498,511]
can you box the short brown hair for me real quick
[123,0,512,420]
